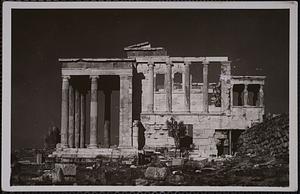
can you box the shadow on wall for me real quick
[132,66,145,121]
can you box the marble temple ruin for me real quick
[53,42,265,159]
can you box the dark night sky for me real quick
[11,9,289,149]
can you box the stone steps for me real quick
[52,148,138,159]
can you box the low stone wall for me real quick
[236,113,289,160]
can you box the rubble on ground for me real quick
[11,114,289,186]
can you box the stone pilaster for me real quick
[183,61,191,112]
[202,60,209,113]
[74,89,80,148]
[89,75,99,148]
[165,60,172,113]
[68,83,75,148]
[259,85,264,107]
[147,61,154,113]
[243,84,248,106]
[80,92,85,148]
[220,61,231,112]
[119,75,132,147]
[60,76,70,148]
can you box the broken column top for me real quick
[124,42,168,58]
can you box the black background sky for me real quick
[11,9,289,149]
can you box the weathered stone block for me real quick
[144,167,168,180]
[55,163,76,176]
[172,158,185,166]
[166,174,185,185]
[52,167,64,184]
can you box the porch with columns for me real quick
[59,62,134,151]
[142,57,231,114]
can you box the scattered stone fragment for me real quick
[135,178,149,186]
[144,167,168,180]
[172,158,184,166]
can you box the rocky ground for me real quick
[11,114,289,186]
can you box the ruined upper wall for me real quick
[124,42,167,58]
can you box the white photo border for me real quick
[2,1,298,192]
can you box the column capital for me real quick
[90,75,99,80]
[221,61,231,65]
[166,62,173,70]
[244,84,248,89]
[202,59,209,65]
[120,74,132,79]
[184,60,191,65]
[62,75,71,80]
[260,84,264,90]
[148,60,155,67]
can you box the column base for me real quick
[61,144,69,149]
[88,144,98,149]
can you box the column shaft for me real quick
[80,93,85,148]
[89,76,98,148]
[103,90,111,148]
[60,76,70,148]
[68,84,75,148]
[165,61,172,112]
[74,89,80,148]
[147,62,154,112]
[183,61,191,112]
[203,62,209,113]
[243,84,248,106]
[259,85,264,107]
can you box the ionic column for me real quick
[259,85,264,107]
[68,83,75,148]
[103,90,111,148]
[89,75,99,148]
[243,84,248,106]
[202,60,209,113]
[80,92,85,148]
[147,61,154,113]
[74,89,80,148]
[165,60,172,113]
[183,61,191,112]
[60,76,70,148]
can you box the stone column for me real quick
[74,89,80,148]
[202,60,209,113]
[259,85,264,107]
[68,83,75,148]
[89,75,99,148]
[103,90,111,148]
[183,61,191,112]
[60,76,70,148]
[165,60,172,113]
[119,75,132,147]
[243,84,248,106]
[147,61,154,113]
[80,92,85,148]
[220,61,231,112]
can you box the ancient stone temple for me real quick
[53,42,265,158]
